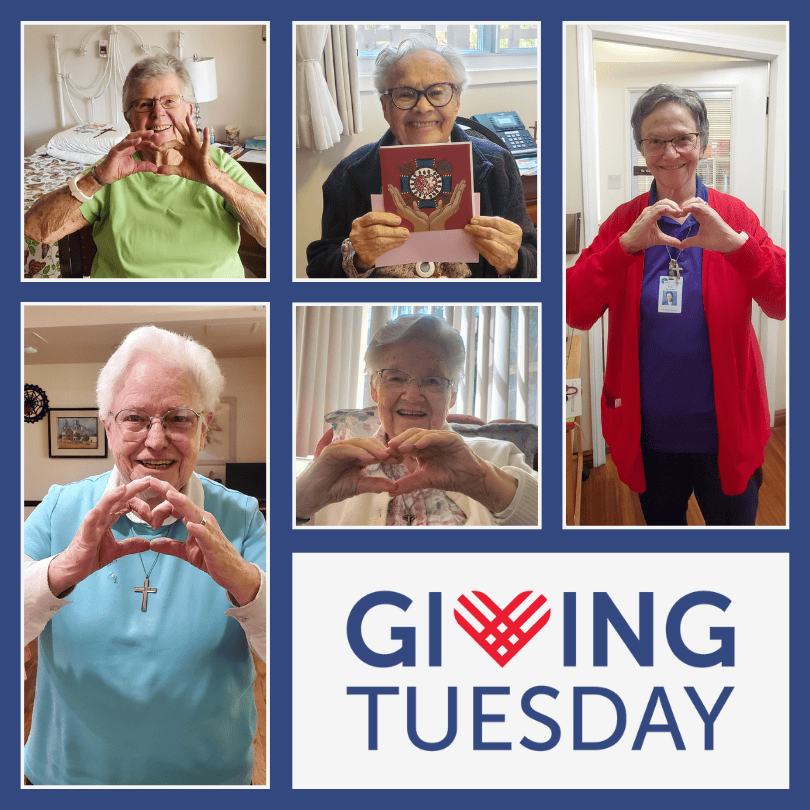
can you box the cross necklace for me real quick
[134,551,160,612]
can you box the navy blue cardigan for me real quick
[306,125,537,278]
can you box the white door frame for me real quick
[576,24,787,467]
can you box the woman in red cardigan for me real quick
[567,84,785,525]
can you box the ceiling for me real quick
[23,305,266,365]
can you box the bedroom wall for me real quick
[23,357,266,518]
[23,24,266,156]
[296,77,537,277]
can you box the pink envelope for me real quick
[370,194,480,265]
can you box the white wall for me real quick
[24,357,266,512]
[296,78,537,277]
[23,24,266,156]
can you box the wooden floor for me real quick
[577,426,786,526]
[23,641,267,785]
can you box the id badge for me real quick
[658,276,683,313]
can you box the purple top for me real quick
[639,177,718,452]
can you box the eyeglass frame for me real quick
[111,407,203,436]
[126,94,187,113]
[384,83,457,110]
[638,132,701,154]
[376,369,454,393]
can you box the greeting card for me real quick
[380,142,474,234]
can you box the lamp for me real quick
[183,55,218,138]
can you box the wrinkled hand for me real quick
[464,215,522,274]
[153,112,222,186]
[388,185,429,232]
[296,438,398,519]
[386,428,518,514]
[618,198,691,254]
[349,211,411,269]
[428,180,466,231]
[47,479,155,596]
[139,477,260,606]
[94,130,165,184]
[677,198,747,253]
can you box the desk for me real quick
[235,153,267,278]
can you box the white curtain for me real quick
[296,25,343,151]
[295,306,365,456]
[295,306,538,457]
[296,25,361,151]
[322,26,362,139]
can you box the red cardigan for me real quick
[566,189,786,495]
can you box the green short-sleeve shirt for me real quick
[80,148,263,279]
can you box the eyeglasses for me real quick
[127,95,185,113]
[113,408,201,439]
[385,83,456,110]
[377,369,453,394]
[639,133,700,156]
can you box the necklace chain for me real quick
[137,550,160,579]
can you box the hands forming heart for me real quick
[94,113,222,188]
[619,197,747,255]
[48,476,260,606]
[295,430,519,520]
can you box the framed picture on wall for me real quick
[198,397,236,465]
[48,408,108,458]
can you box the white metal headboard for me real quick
[53,25,184,128]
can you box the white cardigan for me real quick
[308,436,538,526]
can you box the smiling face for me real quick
[640,101,703,201]
[370,337,457,438]
[104,358,210,494]
[381,51,461,145]
[126,73,194,147]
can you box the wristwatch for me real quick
[67,172,93,203]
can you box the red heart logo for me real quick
[454,591,550,667]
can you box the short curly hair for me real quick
[97,325,224,418]
[364,313,465,389]
[373,32,469,96]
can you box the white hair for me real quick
[96,325,224,418]
[373,32,469,95]
[364,314,465,388]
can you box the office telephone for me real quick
[471,111,536,158]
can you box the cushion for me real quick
[42,123,130,165]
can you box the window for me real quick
[356,24,537,78]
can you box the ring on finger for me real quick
[200,515,207,526]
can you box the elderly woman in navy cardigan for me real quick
[306,33,536,278]
[567,84,785,526]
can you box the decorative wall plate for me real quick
[24,384,49,423]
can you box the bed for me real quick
[24,124,130,278]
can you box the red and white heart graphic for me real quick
[454,591,550,667]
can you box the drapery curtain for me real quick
[322,26,362,139]
[296,306,537,457]
[296,25,361,151]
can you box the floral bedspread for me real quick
[24,152,84,279]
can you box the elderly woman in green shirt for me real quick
[24,54,266,279]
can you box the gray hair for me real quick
[373,32,469,96]
[97,325,225,418]
[364,314,466,388]
[122,54,196,122]
[631,84,709,151]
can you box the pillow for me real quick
[323,407,380,440]
[449,422,538,469]
[43,124,130,165]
